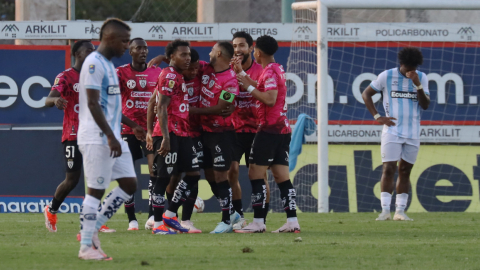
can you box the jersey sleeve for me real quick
[419,72,430,96]
[223,76,239,95]
[83,58,105,91]
[263,69,280,91]
[158,72,176,97]
[51,72,67,94]
[370,71,387,93]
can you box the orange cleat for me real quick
[99,225,116,233]
[44,206,57,232]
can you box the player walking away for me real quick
[44,40,95,233]
[117,38,161,231]
[77,18,144,260]
[362,47,430,221]
[149,40,201,235]
[229,31,271,230]
[236,35,300,234]
[189,42,241,234]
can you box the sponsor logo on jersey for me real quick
[162,87,173,92]
[238,92,252,98]
[107,86,120,95]
[54,78,60,85]
[391,91,418,101]
[214,155,224,163]
[73,83,79,92]
[126,100,134,108]
[208,80,215,88]
[167,167,173,174]
[202,75,209,84]
[201,87,214,98]
[89,65,95,74]
[131,91,152,98]
[189,96,199,103]
[184,94,189,100]
[215,145,221,152]
[168,80,175,88]
[139,78,147,88]
[127,79,136,89]
[166,73,176,79]
[265,77,277,88]
[182,83,187,92]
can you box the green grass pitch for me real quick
[1,212,479,269]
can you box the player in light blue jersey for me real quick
[77,18,146,261]
[362,47,430,221]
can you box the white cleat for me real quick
[180,220,202,233]
[393,211,413,221]
[232,218,248,230]
[272,221,301,233]
[145,216,155,230]
[235,222,266,233]
[376,211,392,221]
[78,245,111,261]
[128,220,139,231]
[92,231,107,258]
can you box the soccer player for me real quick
[229,31,270,229]
[362,47,430,221]
[43,40,95,233]
[149,40,201,235]
[236,35,300,233]
[189,41,241,233]
[77,18,142,260]
[117,37,161,230]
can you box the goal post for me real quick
[290,0,480,213]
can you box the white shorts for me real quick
[380,132,420,164]
[79,143,136,189]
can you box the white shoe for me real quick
[393,211,413,221]
[376,211,392,221]
[180,220,202,233]
[232,218,248,230]
[78,245,111,261]
[128,220,139,231]
[92,231,108,258]
[235,221,266,233]
[145,216,154,230]
[272,221,301,233]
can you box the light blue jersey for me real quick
[78,52,122,145]
[370,68,429,140]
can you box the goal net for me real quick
[288,1,480,213]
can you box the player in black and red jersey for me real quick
[43,40,98,232]
[117,38,162,231]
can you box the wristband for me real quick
[239,71,247,76]
[416,84,423,90]
[374,113,381,120]
[247,85,255,93]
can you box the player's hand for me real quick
[133,125,146,141]
[146,132,153,151]
[220,104,235,117]
[231,57,243,74]
[406,71,421,87]
[158,137,170,157]
[108,135,122,158]
[154,104,158,114]
[236,74,251,90]
[54,97,68,110]
[377,116,396,127]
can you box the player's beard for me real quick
[210,55,217,66]
[241,53,250,65]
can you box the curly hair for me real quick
[398,47,423,67]
[255,35,278,56]
[165,39,190,58]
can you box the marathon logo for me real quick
[131,91,152,98]
[391,91,417,101]
[0,196,83,213]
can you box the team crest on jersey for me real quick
[208,80,215,88]
[73,83,79,92]
[127,80,136,89]
[67,159,74,169]
[139,78,147,88]
[89,65,95,74]
[182,83,187,92]
[167,167,173,174]
[168,80,175,88]
[202,75,209,84]
[188,87,193,96]
[54,78,60,86]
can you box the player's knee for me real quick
[382,163,396,177]
[398,165,412,176]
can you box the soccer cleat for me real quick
[230,211,241,225]
[44,206,57,232]
[272,221,301,233]
[92,231,107,258]
[127,220,139,231]
[232,218,248,230]
[162,214,190,233]
[376,211,392,221]
[145,216,155,230]
[99,225,116,233]
[78,246,112,261]
[152,224,177,235]
[210,221,233,234]
[235,222,266,233]
[180,220,202,233]
[393,211,413,221]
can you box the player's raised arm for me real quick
[406,70,430,110]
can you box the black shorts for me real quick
[203,131,235,172]
[192,135,208,169]
[232,132,256,166]
[63,140,82,173]
[249,131,291,166]
[153,133,199,177]
[122,134,153,161]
